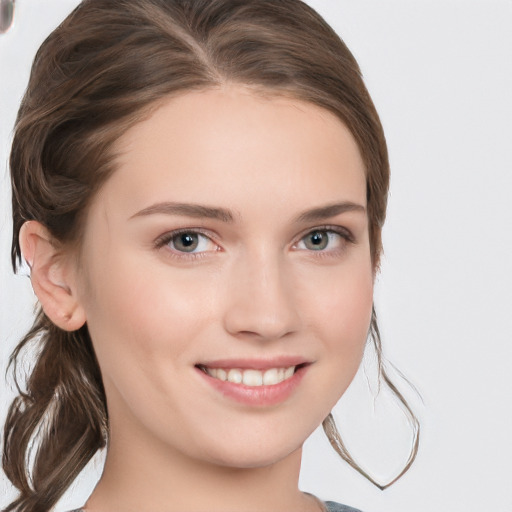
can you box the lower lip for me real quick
[196,365,309,406]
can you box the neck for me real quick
[85,414,319,512]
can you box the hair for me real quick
[3,0,419,510]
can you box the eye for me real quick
[295,229,348,252]
[157,230,219,255]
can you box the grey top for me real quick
[68,502,361,512]
[325,501,362,512]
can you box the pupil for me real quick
[311,232,323,245]
[181,234,195,246]
[306,231,328,250]
[173,233,199,252]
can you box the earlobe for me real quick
[19,221,86,332]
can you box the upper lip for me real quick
[196,356,312,370]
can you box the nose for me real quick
[222,250,301,341]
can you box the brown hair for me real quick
[4,0,419,510]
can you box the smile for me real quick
[199,366,296,386]
[196,361,310,406]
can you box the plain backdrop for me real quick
[1,1,511,511]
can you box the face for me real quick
[76,86,373,469]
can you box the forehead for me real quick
[92,86,366,221]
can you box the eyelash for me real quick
[293,225,355,255]
[154,228,220,260]
[154,225,355,261]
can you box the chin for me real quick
[196,429,306,470]
[209,448,299,470]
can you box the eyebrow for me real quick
[129,201,365,223]
[130,202,235,222]
[294,202,366,223]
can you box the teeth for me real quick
[263,368,278,385]
[227,369,243,384]
[243,369,263,386]
[205,366,296,386]
[284,366,295,379]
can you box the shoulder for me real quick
[324,501,364,512]
[66,503,361,512]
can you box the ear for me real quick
[19,221,86,331]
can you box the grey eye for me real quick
[295,229,346,253]
[171,233,200,252]
[0,0,15,34]
[303,231,329,251]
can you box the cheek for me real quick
[303,257,373,334]
[300,259,374,375]
[80,253,209,370]
[287,259,373,428]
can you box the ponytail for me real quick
[3,310,106,512]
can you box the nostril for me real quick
[0,0,15,34]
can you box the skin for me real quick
[21,86,374,512]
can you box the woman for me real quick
[3,0,418,510]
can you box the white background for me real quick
[1,1,511,511]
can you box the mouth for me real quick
[195,360,311,406]
[195,364,307,387]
